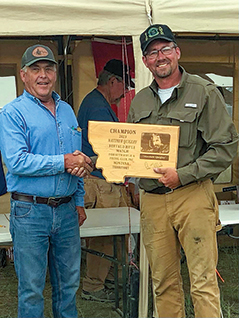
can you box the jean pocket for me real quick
[11,200,32,218]
[201,180,221,230]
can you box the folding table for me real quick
[0,207,141,318]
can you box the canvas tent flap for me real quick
[151,0,239,34]
[133,35,153,93]
[0,0,149,36]
[1,0,239,36]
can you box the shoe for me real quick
[81,288,115,302]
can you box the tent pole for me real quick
[66,35,74,108]
[57,36,67,101]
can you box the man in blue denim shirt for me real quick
[0,44,93,318]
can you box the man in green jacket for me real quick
[128,24,238,318]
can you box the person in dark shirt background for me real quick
[0,153,7,196]
[77,59,135,302]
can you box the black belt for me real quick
[145,183,193,195]
[145,186,173,194]
[11,192,72,208]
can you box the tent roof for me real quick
[0,0,238,37]
[153,0,239,35]
[0,0,148,36]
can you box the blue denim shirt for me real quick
[0,90,84,206]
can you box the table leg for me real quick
[83,236,128,318]
[113,236,120,309]
[138,229,149,318]
[121,234,127,318]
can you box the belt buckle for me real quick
[47,197,60,208]
[166,188,174,194]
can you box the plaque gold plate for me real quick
[88,121,179,183]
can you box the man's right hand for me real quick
[64,151,93,177]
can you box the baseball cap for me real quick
[21,44,57,69]
[140,24,177,54]
[104,59,135,88]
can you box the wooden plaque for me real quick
[88,121,180,183]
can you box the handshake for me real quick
[64,150,94,178]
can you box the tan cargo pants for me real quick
[140,179,221,318]
[82,177,127,292]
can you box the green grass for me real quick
[218,246,239,318]
[0,245,238,318]
[181,245,239,318]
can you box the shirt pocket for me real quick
[168,110,198,148]
[69,127,82,152]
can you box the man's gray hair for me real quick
[21,63,57,72]
[97,70,122,86]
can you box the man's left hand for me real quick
[76,206,87,226]
[154,167,181,189]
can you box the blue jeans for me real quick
[10,197,81,318]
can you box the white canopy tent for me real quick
[0,0,238,36]
[0,0,149,36]
[152,0,239,34]
[0,0,238,91]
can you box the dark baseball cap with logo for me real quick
[104,59,135,88]
[140,24,177,54]
[21,44,57,69]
